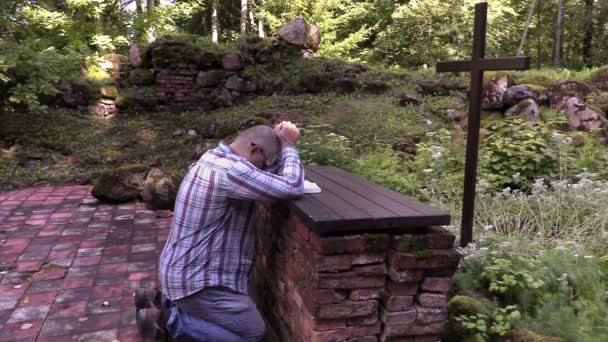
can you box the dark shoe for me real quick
[135,288,161,310]
[137,307,169,342]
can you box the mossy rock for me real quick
[483,71,514,87]
[587,65,608,90]
[142,168,180,210]
[517,75,555,88]
[500,328,563,342]
[116,86,157,111]
[91,164,149,204]
[445,295,493,342]
[128,68,154,85]
[591,92,608,112]
[300,72,331,93]
[100,86,118,99]
[60,79,102,107]
[517,84,547,93]
[481,111,503,127]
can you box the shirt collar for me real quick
[218,141,239,155]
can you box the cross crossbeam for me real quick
[435,2,530,247]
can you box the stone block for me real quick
[417,293,446,308]
[380,306,417,326]
[310,233,389,255]
[318,300,378,319]
[420,277,451,293]
[349,288,384,301]
[382,294,414,312]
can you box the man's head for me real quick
[229,125,280,169]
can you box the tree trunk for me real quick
[517,0,538,56]
[553,0,565,68]
[258,0,265,38]
[135,0,143,13]
[212,0,220,43]
[241,0,248,35]
[147,0,155,42]
[582,0,594,68]
[537,0,541,68]
[147,0,154,14]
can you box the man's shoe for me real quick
[135,288,161,310]
[136,307,169,342]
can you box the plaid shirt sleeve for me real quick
[226,147,304,201]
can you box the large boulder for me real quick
[482,72,514,110]
[417,78,468,96]
[100,54,128,81]
[196,70,225,88]
[142,168,179,210]
[502,84,544,107]
[517,75,555,88]
[301,73,330,93]
[225,75,245,91]
[591,92,608,112]
[307,24,321,51]
[563,97,607,131]
[128,68,154,85]
[278,17,308,47]
[505,98,541,121]
[59,79,99,107]
[211,87,233,107]
[222,53,243,71]
[547,80,590,110]
[129,44,148,68]
[91,164,149,204]
[586,65,608,90]
[115,86,157,111]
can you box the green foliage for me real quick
[298,124,352,167]
[353,149,420,197]
[480,119,559,188]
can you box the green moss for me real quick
[91,164,148,204]
[116,86,157,111]
[518,75,556,88]
[518,84,547,93]
[448,295,490,317]
[483,71,513,87]
[100,86,118,99]
[507,328,563,342]
[129,68,154,85]
[481,111,503,127]
[42,263,61,270]
[588,65,608,83]
[592,92,608,112]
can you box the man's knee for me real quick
[240,310,266,341]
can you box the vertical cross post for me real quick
[436,2,530,247]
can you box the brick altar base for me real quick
[253,204,460,342]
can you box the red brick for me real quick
[352,253,385,265]
[318,300,377,319]
[19,291,57,307]
[0,320,43,341]
[346,314,378,326]
[415,307,446,324]
[414,250,460,269]
[382,295,414,312]
[296,222,310,241]
[386,281,419,296]
[310,233,389,255]
[417,293,446,308]
[316,254,353,272]
[309,328,350,342]
[31,269,67,281]
[391,227,455,251]
[15,261,42,272]
[382,321,447,337]
[319,274,385,289]
[414,335,441,342]
[388,268,424,283]
[301,309,346,332]
[72,256,101,266]
[349,288,384,301]
[420,277,451,293]
[61,276,94,289]
[380,306,416,326]
[48,301,87,318]
[348,321,381,337]
[388,250,417,270]
[91,283,124,299]
[349,336,378,342]
[353,263,387,276]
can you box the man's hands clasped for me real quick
[274,121,301,148]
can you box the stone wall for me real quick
[253,204,460,342]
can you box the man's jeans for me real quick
[165,286,266,342]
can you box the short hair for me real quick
[233,125,280,163]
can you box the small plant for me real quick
[298,124,353,168]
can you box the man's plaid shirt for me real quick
[159,142,304,300]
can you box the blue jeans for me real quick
[165,286,266,342]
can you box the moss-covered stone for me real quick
[518,75,556,88]
[587,65,608,90]
[91,164,149,204]
[116,86,157,111]
[100,86,118,99]
[447,295,489,318]
[517,84,547,93]
[142,168,180,210]
[592,92,608,112]
[128,68,154,85]
[501,328,563,342]
[481,111,503,127]
[483,71,514,87]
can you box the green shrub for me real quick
[298,124,353,168]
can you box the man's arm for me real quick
[226,147,304,201]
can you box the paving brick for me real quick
[72,256,101,266]
[74,328,118,342]
[55,288,92,304]
[19,291,57,307]
[61,276,94,289]
[0,320,44,341]
[28,280,63,293]
[91,283,124,299]
[7,305,51,323]
[48,301,87,319]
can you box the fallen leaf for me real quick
[102,301,110,306]
[13,284,22,289]
[78,317,88,322]
[23,296,30,304]
[20,323,33,330]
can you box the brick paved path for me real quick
[0,186,172,342]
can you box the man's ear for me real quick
[249,142,261,155]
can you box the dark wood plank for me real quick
[436,57,530,73]
[313,166,448,217]
[305,167,397,219]
[307,167,423,218]
[289,193,341,230]
[436,60,472,72]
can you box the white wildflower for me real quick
[426,119,433,125]
[483,224,494,231]
[502,187,512,196]
[423,169,433,174]
[584,255,594,259]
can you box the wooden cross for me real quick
[436,2,530,247]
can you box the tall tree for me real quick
[241,0,248,35]
[582,0,594,68]
[211,0,219,42]
[553,0,565,68]
[517,0,538,56]
[258,0,265,38]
